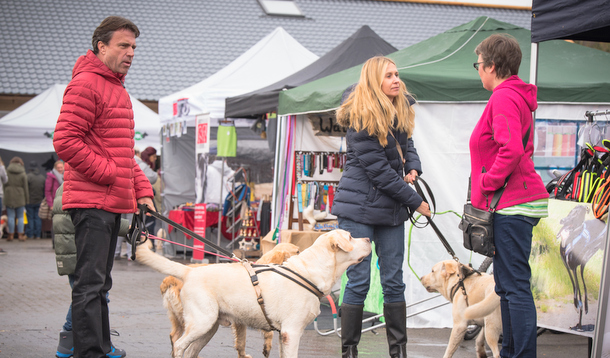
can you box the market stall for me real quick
[272,16,610,328]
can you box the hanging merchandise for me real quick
[217,124,237,157]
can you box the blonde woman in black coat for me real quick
[332,56,430,358]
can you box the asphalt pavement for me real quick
[0,238,591,357]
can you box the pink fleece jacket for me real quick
[469,75,549,211]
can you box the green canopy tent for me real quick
[271,17,610,328]
[279,16,610,115]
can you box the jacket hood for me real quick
[7,162,25,175]
[72,50,126,85]
[494,75,537,112]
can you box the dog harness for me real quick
[241,261,325,332]
[449,264,481,306]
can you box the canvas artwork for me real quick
[532,199,608,337]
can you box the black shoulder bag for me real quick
[458,125,531,257]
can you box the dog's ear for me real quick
[330,232,354,252]
[443,261,458,276]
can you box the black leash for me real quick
[129,204,234,260]
[411,177,459,262]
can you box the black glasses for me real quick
[473,62,484,70]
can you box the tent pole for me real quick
[271,115,284,234]
[530,42,539,124]
[216,158,225,263]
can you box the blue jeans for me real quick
[493,213,539,358]
[339,217,406,304]
[25,203,42,238]
[6,206,25,234]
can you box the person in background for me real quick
[45,160,64,210]
[140,146,157,172]
[140,146,159,240]
[0,156,8,254]
[54,183,128,358]
[4,157,29,241]
[332,56,430,358]
[53,16,154,358]
[26,161,46,239]
[470,34,549,358]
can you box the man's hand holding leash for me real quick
[137,197,155,215]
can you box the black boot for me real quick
[340,303,364,358]
[384,302,407,358]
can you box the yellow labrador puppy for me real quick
[136,229,371,358]
[420,260,502,358]
[160,242,301,358]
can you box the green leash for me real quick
[406,210,468,280]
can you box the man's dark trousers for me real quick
[70,208,121,358]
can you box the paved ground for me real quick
[0,238,591,357]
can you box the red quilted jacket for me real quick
[53,50,153,214]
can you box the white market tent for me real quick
[0,84,161,153]
[158,27,319,125]
[158,27,318,213]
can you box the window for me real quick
[258,0,304,17]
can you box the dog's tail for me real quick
[463,291,500,320]
[135,239,190,280]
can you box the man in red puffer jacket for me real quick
[53,16,154,358]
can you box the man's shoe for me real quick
[106,344,126,358]
[56,330,73,358]
[0,248,7,255]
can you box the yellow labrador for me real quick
[160,242,301,358]
[420,260,502,358]
[136,229,371,358]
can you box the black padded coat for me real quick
[331,126,423,226]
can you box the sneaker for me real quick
[0,248,6,255]
[56,330,73,358]
[106,344,126,358]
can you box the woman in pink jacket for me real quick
[45,160,64,208]
[470,34,548,358]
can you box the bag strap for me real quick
[388,130,405,164]
[469,123,531,211]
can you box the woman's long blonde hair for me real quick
[336,56,415,147]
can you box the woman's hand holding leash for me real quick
[416,201,431,217]
[404,169,419,184]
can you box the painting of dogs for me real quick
[136,229,371,358]
[420,260,502,358]
[160,242,301,358]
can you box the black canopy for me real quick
[224,25,397,119]
[531,0,610,43]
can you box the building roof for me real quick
[0,0,531,102]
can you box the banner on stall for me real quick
[533,199,607,338]
[307,113,347,137]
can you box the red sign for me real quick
[192,203,207,261]
[197,122,208,145]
